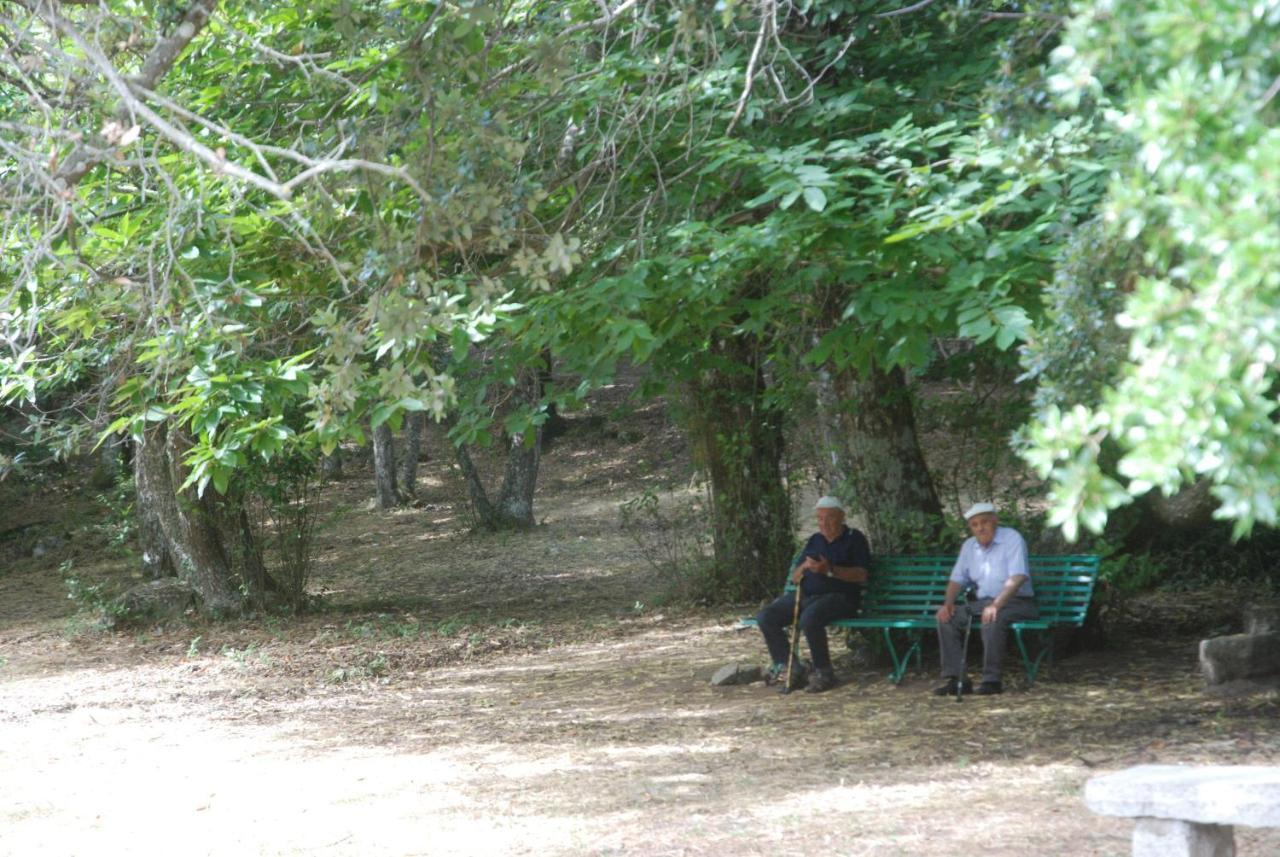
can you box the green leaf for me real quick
[802,186,828,213]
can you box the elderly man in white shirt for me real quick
[933,503,1038,696]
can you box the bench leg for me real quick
[1131,818,1234,857]
[881,628,920,684]
[1013,626,1055,687]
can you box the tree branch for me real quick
[726,0,771,135]
[875,0,937,19]
[31,1,432,204]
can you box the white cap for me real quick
[815,496,845,512]
[963,502,997,520]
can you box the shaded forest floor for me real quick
[1,390,1279,856]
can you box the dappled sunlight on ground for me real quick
[3,605,1279,855]
[2,400,1278,855]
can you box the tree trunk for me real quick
[372,422,400,509]
[684,337,794,601]
[225,506,270,609]
[133,437,173,579]
[538,348,569,446]
[495,426,540,528]
[397,412,423,500]
[134,422,244,615]
[815,361,944,552]
[447,372,542,530]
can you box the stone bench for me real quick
[1084,765,1280,857]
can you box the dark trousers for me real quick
[937,596,1038,683]
[756,591,859,672]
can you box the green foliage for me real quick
[1019,220,1138,413]
[1025,1,1280,539]
[0,0,561,496]
[11,0,1276,593]
[91,476,137,558]
[1098,549,1166,598]
[244,448,320,612]
[60,558,123,618]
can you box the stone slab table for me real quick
[1084,765,1280,857]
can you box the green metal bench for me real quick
[743,552,1100,686]
[1004,555,1101,685]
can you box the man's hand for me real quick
[982,603,1000,624]
[935,603,955,624]
[792,554,825,583]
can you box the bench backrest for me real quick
[861,555,957,621]
[783,552,1100,625]
[1022,555,1100,625]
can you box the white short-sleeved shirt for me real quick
[950,526,1033,600]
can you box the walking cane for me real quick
[780,585,803,695]
[956,607,974,703]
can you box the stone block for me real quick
[1131,818,1234,857]
[1199,633,1280,685]
[1084,765,1280,828]
[711,663,762,686]
[109,578,197,626]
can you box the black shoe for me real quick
[805,668,836,693]
[975,681,1003,696]
[932,678,972,696]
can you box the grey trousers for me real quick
[937,596,1038,684]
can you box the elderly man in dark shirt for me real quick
[756,496,871,693]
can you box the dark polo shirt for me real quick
[797,525,872,598]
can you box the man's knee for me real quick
[800,616,829,636]
[982,616,1014,637]
[757,598,790,629]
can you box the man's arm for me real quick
[813,555,868,584]
[935,580,965,623]
[981,574,1029,623]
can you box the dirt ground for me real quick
[2,394,1279,857]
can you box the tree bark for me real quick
[495,424,540,528]
[133,422,243,615]
[133,437,173,579]
[447,372,542,530]
[371,422,400,509]
[684,336,794,601]
[815,360,944,552]
[397,412,424,500]
[537,348,569,445]
[451,439,539,529]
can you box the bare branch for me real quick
[1261,74,1280,108]
[726,0,771,135]
[133,0,217,91]
[875,0,936,19]
[26,1,433,205]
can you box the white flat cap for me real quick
[815,496,845,512]
[963,502,997,520]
